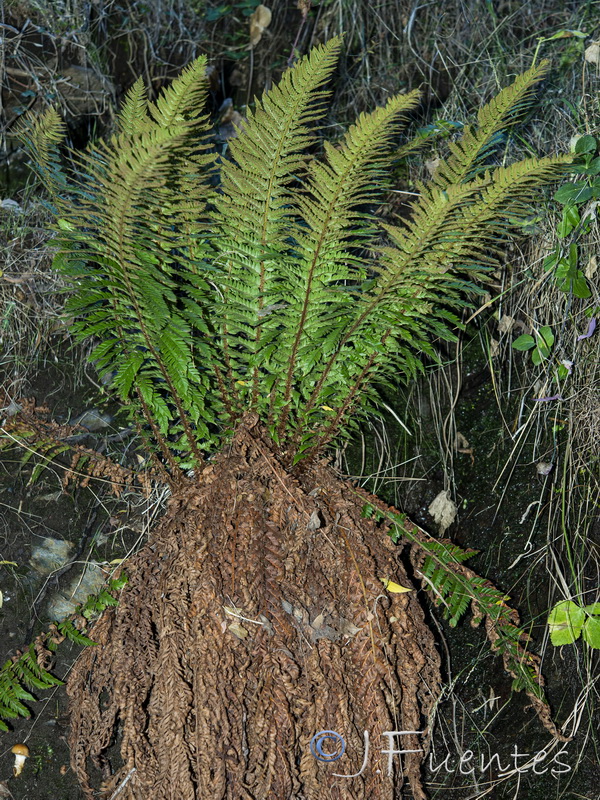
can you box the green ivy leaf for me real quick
[582,616,600,648]
[583,602,600,615]
[512,334,535,351]
[538,325,554,349]
[572,272,592,298]
[547,600,585,645]
[531,347,544,365]
[542,247,560,272]
[573,134,597,155]
[557,204,580,238]
[553,182,592,204]
[555,257,591,298]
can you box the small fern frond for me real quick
[457,154,572,234]
[0,574,127,731]
[431,60,550,188]
[361,501,566,736]
[0,641,64,731]
[117,77,149,136]
[147,55,209,129]
[16,108,68,197]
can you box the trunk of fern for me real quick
[68,416,441,800]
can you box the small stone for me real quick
[536,462,554,476]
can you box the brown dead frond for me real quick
[1,398,155,496]
[68,416,441,800]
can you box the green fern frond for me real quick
[431,60,551,188]
[270,89,421,437]
[295,147,570,458]
[0,644,63,730]
[56,620,97,647]
[362,501,551,705]
[146,55,210,129]
[16,107,67,197]
[214,38,342,408]
[16,45,570,473]
[0,574,127,730]
[13,645,64,691]
[116,77,149,136]
[19,64,221,477]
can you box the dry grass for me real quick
[0,198,65,407]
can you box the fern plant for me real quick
[17,38,569,478]
[0,574,126,731]
[13,40,573,800]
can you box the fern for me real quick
[0,642,63,731]
[0,400,150,495]
[18,57,219,480]
[431,61,552,188]
[362,501,552,706]
[0,575,127,730]
[16,40,570,475]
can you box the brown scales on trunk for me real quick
[68,415,441,799]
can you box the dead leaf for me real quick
[228,622,248,639]
[218,99,245,140]
[229,67,247,89]
[498,314,515,334]
[585,254,597,279]
[306,510,322,530]
[297,0,311,19]
[428,490,457,534]
[250,5,272,47]
[311,613,325,630]
[380,577,412,593]
[293,605,306,622]
[536,461,554,476]
[584,42,600,65]
[425,156,440,175]
[338,617,361,638]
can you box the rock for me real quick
[30,538,74,576]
